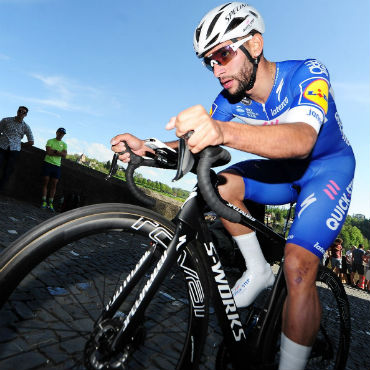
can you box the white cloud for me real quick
[65,137,112,162]
[27,73,102,113]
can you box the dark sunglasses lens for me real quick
[215,46,234,63]
[203,46,235,70]
[203,57,214,71]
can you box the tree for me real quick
[104,160,111,170]
[339,224,364,249]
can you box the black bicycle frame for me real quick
[103,179,287,369]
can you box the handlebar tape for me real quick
[125,148,156,208]
[197,147,241,223]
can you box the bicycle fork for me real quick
[102,221,198,354]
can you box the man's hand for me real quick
[110,133,154,163]
[166,105,224,153]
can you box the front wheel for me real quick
[259,264,351,370]
[0,203,209,370]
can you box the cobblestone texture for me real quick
[0,195,369,369]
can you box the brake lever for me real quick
[172,131,195,181]
[105,142,145,181]
[105,153,120,180]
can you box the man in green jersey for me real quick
[41,127,67,211]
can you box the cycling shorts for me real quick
[225,154,355,259]
[42,161,61,179]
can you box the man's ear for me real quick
[249,33,264,58]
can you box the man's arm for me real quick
[220,120,317,159]
[167,105,317,159]
[23,125,34,148]
[46,146,63,157]
[164,140,179,150]
[21,140,34,148]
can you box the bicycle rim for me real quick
[0,203,209,370]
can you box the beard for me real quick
[221,62,254,101]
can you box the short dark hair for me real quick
[359,244,364,248]
[18,106,29,113]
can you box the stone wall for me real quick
[1,146,181,220]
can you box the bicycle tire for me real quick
[0,203,209,370]
[259,264,350,370]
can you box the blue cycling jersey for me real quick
[211,59,352,160]
[210,59,356,258]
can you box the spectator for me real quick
[346,246,355,285]
[363,250,370,293]
[0,106,34,190]
[41,128,67,211]
[321,250,330,267]
[329,238,343,278]
[340,252,349,284]
[351,244,366,289]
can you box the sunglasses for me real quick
[18,110,27,115]
[202,35,253,71]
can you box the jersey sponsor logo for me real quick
[303,79,329,114]
[276,78,284,102]
[298,193,317,218]
[305,60,329,77]
[270,96,288,116]
[235,105,259,118]
[323,180,341,200]
[210,102,218,117]
[241,96,252,105]
[335,112,351,146]
[307,108,322,124]
[326,180,353,231]
[263,119,279,126]
[313,242,325,255]
[236,105,245,114]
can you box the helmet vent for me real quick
[219,2,231,11]
[206,12,222,38]
[249,10,258,18]
[204,34,220,50]
[195,23,203,43]
[225,17,245,34]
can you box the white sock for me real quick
[232,232,268,272]
[279,333,312,370]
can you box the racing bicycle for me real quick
[0,138,350,370]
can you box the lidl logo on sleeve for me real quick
[303,79,329,114]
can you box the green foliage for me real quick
[345,216,370,240]
[339,224,364,248]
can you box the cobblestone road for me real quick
[0,195,369,369]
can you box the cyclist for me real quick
[111,3,355,369]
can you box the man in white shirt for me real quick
[0,106,34,190]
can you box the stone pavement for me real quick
[0,195,369,369]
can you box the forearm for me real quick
[220,121,317,159]
[22,141,34,148]
[165,140,179,150]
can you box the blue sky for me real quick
[0,0,369,217]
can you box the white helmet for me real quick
[193,2,265,57]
